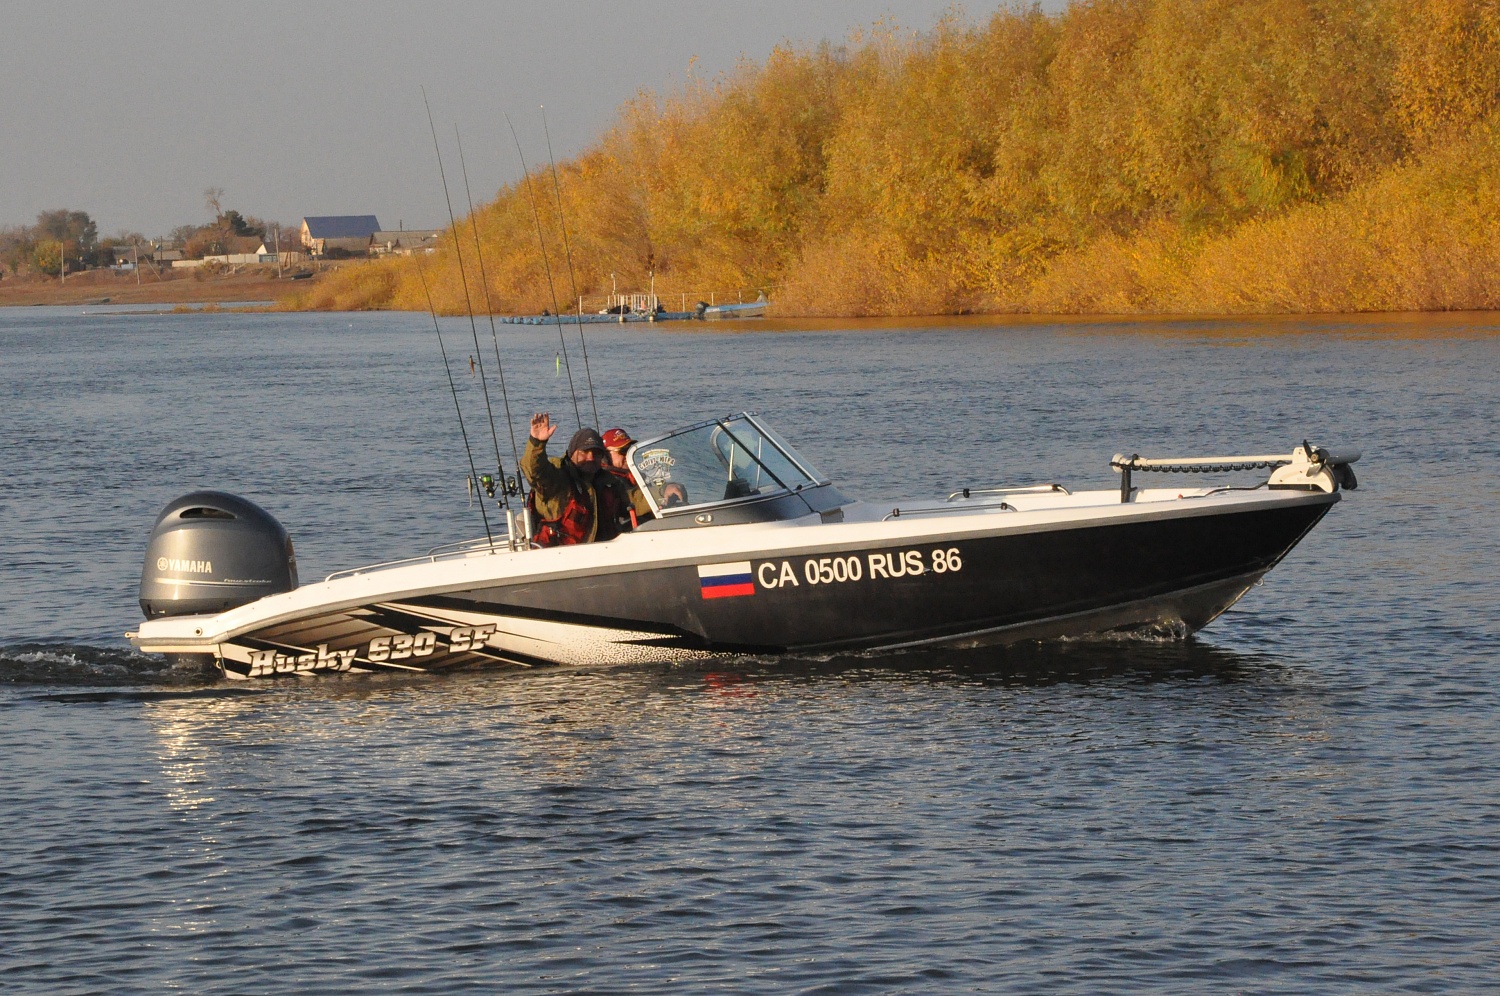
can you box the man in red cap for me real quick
[521,413,631,546]
[602,427,654,526]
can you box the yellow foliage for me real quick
[1027,117,1500,312]
[302,0,1500,316]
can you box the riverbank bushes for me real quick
[297,0,1500,316]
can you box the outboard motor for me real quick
[140,491,298,618]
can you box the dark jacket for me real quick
[521,436,629,544]
[604,465,654,524]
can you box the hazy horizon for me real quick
[0,1,1064,240]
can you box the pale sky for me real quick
[0,1,1065,240]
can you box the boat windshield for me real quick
[630,415,823,513]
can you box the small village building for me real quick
[110,245,183,267]
[371,229,441,256]
[201,235,266,266]
[300,215,381,255]
[254,243,307,266]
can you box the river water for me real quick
[2,307,1497,992]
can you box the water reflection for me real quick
[116,637,1321,791]
[680,310,1500,341]
[693,637,1294,689]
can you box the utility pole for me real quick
[59,240,65,285]
[273,224,282,278]
[134,242,141,285]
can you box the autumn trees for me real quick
[306,0,1500,316]
[0,210,101,277]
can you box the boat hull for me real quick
[173,494,1331,678]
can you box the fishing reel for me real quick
[470,473,521,499]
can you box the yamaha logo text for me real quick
[157,556,213,574]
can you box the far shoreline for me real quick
[0,269,310,309]
[4,273,1498,332]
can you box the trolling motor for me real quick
[1110,442,1361,502]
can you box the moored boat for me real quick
[127,413,1358,679]
[699,293,767,319]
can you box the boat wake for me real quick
[1056,618,1195,644]
[0,643,215,686]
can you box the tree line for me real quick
[2,189,291,279]
[0,210,104,278]
[302,0,1500,315]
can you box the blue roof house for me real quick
[300,215,381,254]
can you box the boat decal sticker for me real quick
[636,447,677,485]
[698,561,756,599]
[246,643,358,677]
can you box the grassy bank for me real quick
[296,0,1500,317]
[0,268,317,308]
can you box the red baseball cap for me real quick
[602,428,634,450]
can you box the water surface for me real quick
[2,308,1497,992]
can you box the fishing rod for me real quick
[505,112,583,428]
[541,106,600,429]
[414,255,493,546]
[454,125,526,506]
[422,88,513,529]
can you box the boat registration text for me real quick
[755,547,963,589]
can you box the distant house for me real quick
[254,243,306,266]
[201,235,267,266]
[300,215,381,255]
[371,229,441,256]
[111,244,180,267]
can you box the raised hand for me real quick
[530,412,558,442]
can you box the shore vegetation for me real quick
[297,0,1500,316]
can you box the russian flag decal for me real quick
[698,561,755,599]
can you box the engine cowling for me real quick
[140,491,298,618]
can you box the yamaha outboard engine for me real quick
[140,491,298,618]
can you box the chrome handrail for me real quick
[884,500,1015,521]
[946,484,1070,501]
[325,535,516,582]
[426,535,512,557]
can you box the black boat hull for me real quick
[216,497,1331,678]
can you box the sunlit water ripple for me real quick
[1,307,1496,992]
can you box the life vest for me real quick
[529,473,625,547]
[529,483,592,547]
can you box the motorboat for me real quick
[699,293,768,320]
[127,413,1358,679]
